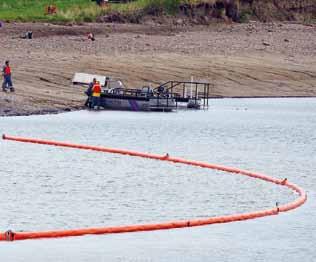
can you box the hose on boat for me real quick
[0,134,307,241]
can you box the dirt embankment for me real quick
[0,21,315,116]
[100,0,316,25]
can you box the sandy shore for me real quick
[0,22,315,116]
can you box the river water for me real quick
[0,98,315,261]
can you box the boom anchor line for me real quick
[0,134,307,242]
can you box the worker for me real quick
[91,80,102,109]
[87,32,95,41]
[85,78,96,108]
[2,60,14,92]
[21,31,33,39]
[104,76,110,88]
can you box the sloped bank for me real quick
[99,0,316,24]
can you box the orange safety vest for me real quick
[4,66,11,75]
[92,83,101,97]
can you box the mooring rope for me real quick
[0,134,307,241]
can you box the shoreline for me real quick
[0,106,84,117]
[2,96,316,118]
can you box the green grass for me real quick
[0,0,215,22]
[0,0,103,22]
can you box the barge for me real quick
[73,73,210,112]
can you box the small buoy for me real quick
[162,153,169,160]
[4,230,15,241]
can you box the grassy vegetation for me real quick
[0,0,102,22]
[0,0,214,22]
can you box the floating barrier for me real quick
[0,134,307,241]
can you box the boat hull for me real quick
[99,96,176,112]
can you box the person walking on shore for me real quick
[2,60,14,92]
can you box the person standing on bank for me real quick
[2,60,14,92]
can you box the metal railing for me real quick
[154,81,211,108]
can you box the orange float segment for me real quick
[0,207,280,241]
[0,134,307,241]
[0,233,7,241]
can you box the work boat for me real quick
[72,73,210,112]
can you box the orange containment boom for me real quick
[0,134,307,241]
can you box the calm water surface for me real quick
[0,98,315,261]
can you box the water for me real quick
[0,98,315,261]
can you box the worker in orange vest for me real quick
[2,60,14,92]
[91,81,102,109]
